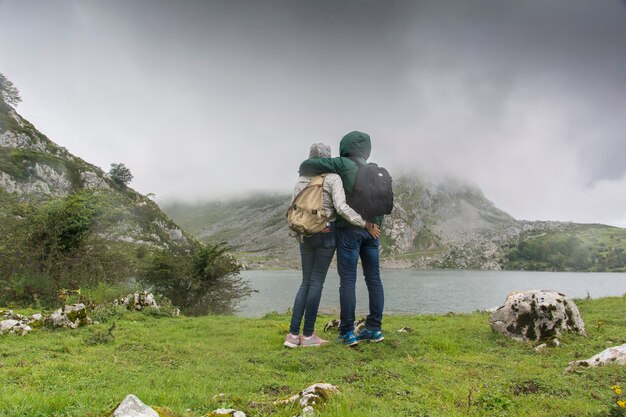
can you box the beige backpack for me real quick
[286,174,328,236]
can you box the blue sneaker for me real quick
[337,331,359,347]
[357,328,385,343]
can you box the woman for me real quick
[284,143,379,348]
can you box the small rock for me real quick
[110,394,159,417]
[18,325,32,336]
[565,344,626,373]
[212,393,227,401]
[297,384,339,408]
[29,313,45,328]
[397,327,414,333]
[0,319,20,334]
[208,409,246,417]
[534,344,547,352]
[323,318,364,333]
[30,313,43,322]
[354,318,366,335]
[274,383,340,414]
[323,319,339,332]
[298,406,315,416]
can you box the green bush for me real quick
[0,191,134,307]
[1,189,252,314]
[141,244,254,315]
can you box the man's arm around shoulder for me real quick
[299,157,346,176]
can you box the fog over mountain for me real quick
[1,0,625,226]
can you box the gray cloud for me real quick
[0,0,625,226]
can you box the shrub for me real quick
[141,243,254,315]
[0,191,135,307]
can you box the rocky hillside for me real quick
[0,100,192,252]
[165,194,296,269]
[165,175,626,271]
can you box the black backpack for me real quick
[346,161,394,220]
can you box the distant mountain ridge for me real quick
[164,175,626,272]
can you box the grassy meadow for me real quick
[1,296,625,417]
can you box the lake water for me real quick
[236,269,626,317]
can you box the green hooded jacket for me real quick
[298,131,383,227]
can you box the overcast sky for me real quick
[1,0,625,227]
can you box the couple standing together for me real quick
[285,130,388,348]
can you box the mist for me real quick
[0,0,625,226]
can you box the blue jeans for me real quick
[336,227,384,334]
[289,227,336,336]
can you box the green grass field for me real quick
[1,297,625,417]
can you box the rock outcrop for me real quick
[110,394,159,417]
[488,290,586,342]
[115,292,159,311]
[565,344,626,373]
[0,319,31,335]
[44,304,92,329]
[0,309,45,335]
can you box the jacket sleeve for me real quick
[326,175,366,228]
[298,157,344,176]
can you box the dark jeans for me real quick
[336,226,384,334]
[289,227,336,336]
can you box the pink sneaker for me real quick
[284,333,300,348]
[300,332,329,347]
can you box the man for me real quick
[298,131,385,347]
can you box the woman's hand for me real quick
[365,221,381,239]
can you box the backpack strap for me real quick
[290,174,327,207]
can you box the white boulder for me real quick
[488,290,586,342]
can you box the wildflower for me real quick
[613,385,623,395]
[618,400,626,408]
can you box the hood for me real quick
[339,131,371,160]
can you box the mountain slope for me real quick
[164,175,523,269]
[0,100,191,251]
[164,175,626,271]
[165,194,296,268]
